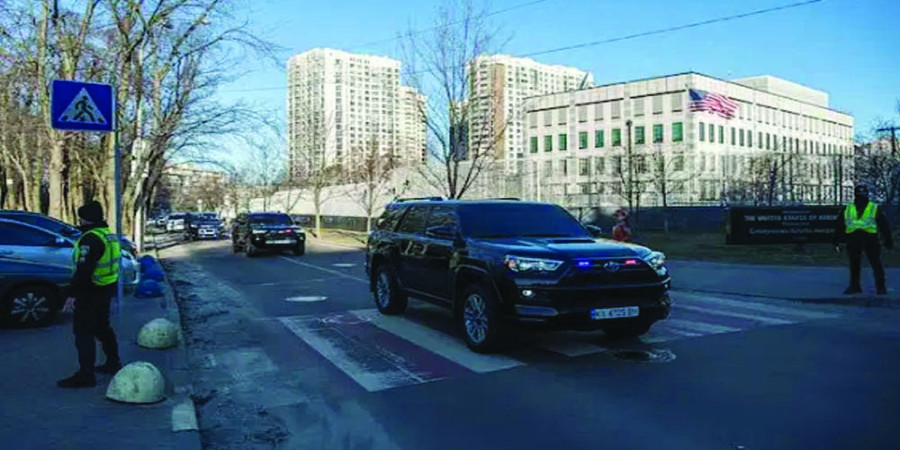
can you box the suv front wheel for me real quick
[372,265,407,315]
[460,284,506,353]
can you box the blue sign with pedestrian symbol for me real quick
[50,80,115,132]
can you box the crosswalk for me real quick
[278,291,841,393]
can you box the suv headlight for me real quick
[645,251,667,275]
[504,255,563,273]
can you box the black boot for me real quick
[843,286,862,295]
[95,361,123,375]
[876,286,887,295]
[57,372,96,388]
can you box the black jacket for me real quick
[65,222,111,298]
[833,201,893,246]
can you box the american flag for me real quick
[689,88,738,119]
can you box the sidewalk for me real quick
[668,259,900,308]
[0,276,201,449]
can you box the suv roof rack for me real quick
[486,197,520,201]
[395,197,444,202]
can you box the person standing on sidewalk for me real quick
[833,185,894,295]
[611,209,632,243]
[57,201,123,388]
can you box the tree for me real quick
[401,0,509,199]
[343,137,402,233]
[647,143,698,208]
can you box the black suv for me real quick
[231,212,306,257]
[365,200,671,353]
[184,212,223,240]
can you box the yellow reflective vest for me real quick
[844,201,878,234]
[73,227,121,286]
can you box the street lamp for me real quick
[626,119,633,213]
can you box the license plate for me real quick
[590,306,639,320]
[268,239,295,244]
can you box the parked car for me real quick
[231,212,306,257]
[0,215,140,302]
[364,199,672,353]
[184,212,223,240]
[166,213,187,233]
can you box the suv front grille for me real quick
[565,258,660,286]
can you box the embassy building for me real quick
[520,72,855,208]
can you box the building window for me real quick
[558,109,567,125]
[740,129,745,146]
[543,110,552,126]
[634,98,645,117]
[718,125,724,144]
[766,133,771,150]
[674,155,684,172]
[731,127,736,145]
[699,122,706,141]
[594,103,604,121]
[595,130,605,148]
[530,136,538,153]
[578,105,587,123]
[708,124,715,143]
[748,131,753,147]
[758,132,762,149]
[595,156,605,174]
[611,101,621,119]
[543,160,552,175]
[653,124,664,143]
[559,133,568,150]
[579,158,590,176]
[671,92,683,112]
[612,128,622,147]
[672,122,684,142]
[579,131,588,149]
[544,135,552,152]
[652,95,663,114]
[529,113,537,128]
[635,126,646,145]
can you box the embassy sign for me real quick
[725,206,843,244]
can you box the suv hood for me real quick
[471,236,652,259]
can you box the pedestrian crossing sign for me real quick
[50,79,115,132]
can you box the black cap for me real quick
[77,200,104,223]
[854,185,869,196]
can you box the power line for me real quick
[220,0,823,94]
[347,0,549,50]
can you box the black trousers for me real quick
[73,285,119,375]
[847,233,886,290]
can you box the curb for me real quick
[677,287,900,309]
[150,238,203,450]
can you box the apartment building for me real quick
[398,86,427,165]
[468,55,592,172]
[522,72,855,207]
[286,49,425,178]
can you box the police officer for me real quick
[834,185,894,295]
[57,201,122,388]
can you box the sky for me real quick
[216,0,900,150]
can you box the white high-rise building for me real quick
[398,86,427,165]
[468,55,593,172]
[286,48,425,179]
[522,72,855,207]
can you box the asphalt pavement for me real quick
[161,238,900,450]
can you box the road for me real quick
[160,238,900,450]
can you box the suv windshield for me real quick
[458,203,589,239]
[249,214,293,226]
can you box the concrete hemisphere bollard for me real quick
[137,317,179,349]
[106,361,166,404]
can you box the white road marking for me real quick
[676,303,794,325]
[678,293,840,320]
[171,398,199,432]
[313,239,365,250]
[663,318,741,335]
[285,296,327,302]
[533,334,608,357]
[279,316,435,392]
[350,309,525,373]
[279,256,368,284]
[332,263,357,268]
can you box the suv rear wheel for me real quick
[373,265,407,315]
[460,284,506,353]
[293,241,306,256]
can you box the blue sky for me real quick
[218,0,899,141]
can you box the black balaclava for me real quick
[854,185,869,210]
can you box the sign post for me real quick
[51,80,121,314]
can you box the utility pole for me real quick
[626,119,633,214]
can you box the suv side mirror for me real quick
[425,225,458,240]
[584,224,604,238]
